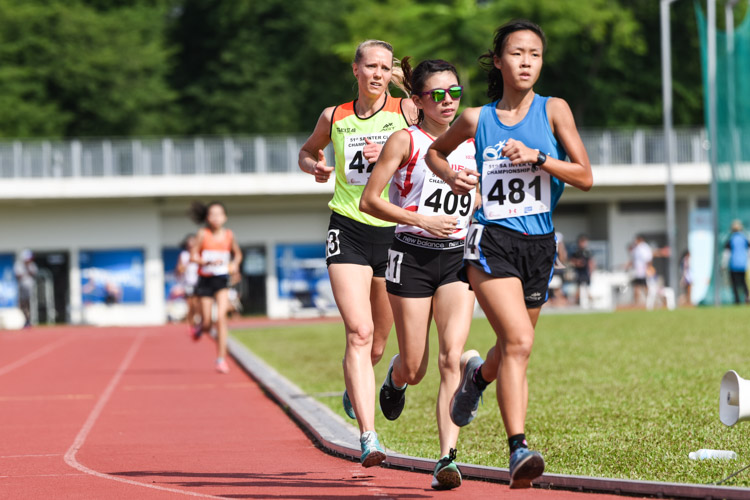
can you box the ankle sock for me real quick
[508,433,528,454]
[472,365,489,390]
[388,368,407,390]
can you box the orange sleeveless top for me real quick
[198,228,234,277]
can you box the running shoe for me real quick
[192,324,203,341]
[342,389,355,419]
[431,448,462,490]
[508,447,545,489]
[360,431,386,468]
[215,358,230,374]
[449,350,485,426]
[379,354,407,420]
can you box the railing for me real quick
[0,127,708,179]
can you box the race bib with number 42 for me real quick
[344,133,391,185]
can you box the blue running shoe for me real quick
[449,350,485,426]
[431,448,462,490]
[360,431,386,468]
[342,389,355,419]
[380,354,407,420]
[509,447,545,489]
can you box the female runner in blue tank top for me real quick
[425,19,593,489]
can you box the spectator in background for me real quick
[725,220,749,305]
[627,235,653,308]
[679,249,692,307]
[570,234,595,308]
[14,249,37,328]
[177,234,201,333]
[547,232,568,306]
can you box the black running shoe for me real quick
[379,354,407,420]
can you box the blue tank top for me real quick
[474,94,567,235]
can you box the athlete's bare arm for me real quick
[298,107,336,183]
[425,107,481,195]
[500,98,592,191]
[360,129,458,238]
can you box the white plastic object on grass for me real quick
[688,449,737,460]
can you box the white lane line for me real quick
[63,332,226,499]
[0,335,74,377]
[0,454,62,459]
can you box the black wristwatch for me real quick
[535,151,547,166]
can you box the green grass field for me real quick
[233,307,750,487]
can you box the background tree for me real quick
[0,0,175,138]
[168,0,357,135]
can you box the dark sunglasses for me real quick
[417,85,463,102]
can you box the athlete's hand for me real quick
[420,215,458,238]
[312,149,334,183]
[447,168,479,195]
[501,138,537,165]
[363,138,382,164]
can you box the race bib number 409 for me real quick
[344,133,391,185]
[481,159,551,220]
[417,172,475,229]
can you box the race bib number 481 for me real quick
[481,159,551,220]
[344,133,391,185]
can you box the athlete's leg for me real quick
[199,296,213,334]
[467,265,535,438]
[213,288,230,360]
[370,276,394,367]
[388,294,433,388]
[329,264,377,433]
[432,281,474,456]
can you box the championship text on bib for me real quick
[344,133,391,185]
[481,159,551,220]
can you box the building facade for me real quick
[0,128,711,327]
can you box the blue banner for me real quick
[0,253,17,307]
[276,243,334,311]
[162,247,182,300]
[80,249,144,304]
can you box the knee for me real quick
[400,362,426,385]
[501,336,534,361]
[346,323,374,349]
[437,348,462,377]
[370,346,384,365]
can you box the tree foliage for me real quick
[0,0,175,137]
[0,0,739,138]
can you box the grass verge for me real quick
[233,306,750,487]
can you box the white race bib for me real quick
[481,159,550,220]
[416,172,475,229]
[385,249,404,284]
[463,224,485,260]
[201,250,230,276]
[343,133,391,185]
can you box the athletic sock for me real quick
[472,365,489,390]
[508,433,528,454]
[387,364,407,390]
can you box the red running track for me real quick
[0,324,628,499]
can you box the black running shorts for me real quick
[463,224,556,308]
[385,233,466,298]
[325,212,395,278]
[195,275,230,297]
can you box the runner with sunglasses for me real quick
[298,40,418,468]
[425,20,592,488]
[360,58,476,490]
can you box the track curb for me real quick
[228,335,750,499]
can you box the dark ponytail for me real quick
[480,19,546,102]
[189,200,226,225]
